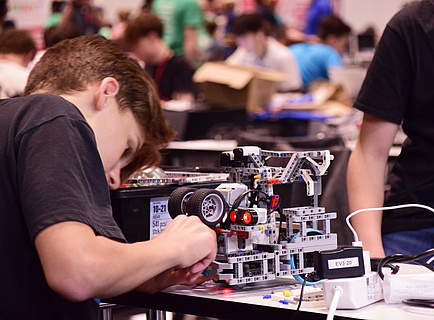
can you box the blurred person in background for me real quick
[304,0,333,37]
[0,29,36,98]
[151,0,205,67]
[286,0,333,45]
[289,15,351,88]
[44,1,66,29]
[28,23,84,71]
[0,0,14,33]
[226,13,302,92]
[254,0,281,36]
[110,7,132,42]
[202,19,227,61]
[60,0,103,35]
[123,12,198,103]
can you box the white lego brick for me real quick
[227,251,275,263]
[228,274,276,286]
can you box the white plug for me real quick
[323,272,383,309]
[326,286,343,320]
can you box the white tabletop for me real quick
[163,278,433,320]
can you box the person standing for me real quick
[347,0,434,258]
[151,0,205,67]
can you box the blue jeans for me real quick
[382,227,434,261]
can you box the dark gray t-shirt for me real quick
[0,94,126,319]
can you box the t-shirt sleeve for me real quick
[354,24,413,125]
[325,49,343,67]
[181,0,204,28]
[16,116,126,242]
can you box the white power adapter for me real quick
[323,272,383,309]
[382,264,434,304]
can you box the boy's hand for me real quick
[135,268,211,294]
[153,215,217,272]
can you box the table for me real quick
[104,278,433,320]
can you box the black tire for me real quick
[188,189,227,227]
[168,187,197,219]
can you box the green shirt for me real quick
[44,12,62,29]
[152,0,204,56]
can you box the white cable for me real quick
[326,285,343,320]
[346,203,434,243]
[427,255,434,265]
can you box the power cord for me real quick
[402,298,434,308]
[326,285,343,320]
[290,272,317,320]
[377,248,434,280]
[345,203,434,243]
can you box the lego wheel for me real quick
[187,189,227,227]
[168,187,197,219]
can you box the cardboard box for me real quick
[193,62,289,113]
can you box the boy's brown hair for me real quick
[123,12,164,46]
[0,29,37,57]
[232,13,265,36]
[318,16,351,41]
[25,35,176,181]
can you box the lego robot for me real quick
[168,147,338,286]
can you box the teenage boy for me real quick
[123,12,197,102]
[289,15,352,87]
[0,28,36,98]
[0,35,217,319]
[226,13,302,92]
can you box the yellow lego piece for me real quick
[282,290,292,297]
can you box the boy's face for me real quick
[236,32,259,52]
[327,34,350,56]
[133,33,160,65]
[334,35,349,56]
[133,36,154,63]
[92,98,144,190]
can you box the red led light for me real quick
[230,210,237,222]
[243,211,252,224]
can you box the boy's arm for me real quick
[347,113,399,258]
[183,27,198,67]
[35,214,216,302]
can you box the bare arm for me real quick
[183,27,198,67]
[59,3,73,27]
[172,92,195,102]
[35,215,216,302]
[347,113,399,257]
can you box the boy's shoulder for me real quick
[1,94,87,134]
[1,94,81,117]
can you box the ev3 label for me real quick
[328,257,359,269]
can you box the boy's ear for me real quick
[95,77,120,111]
